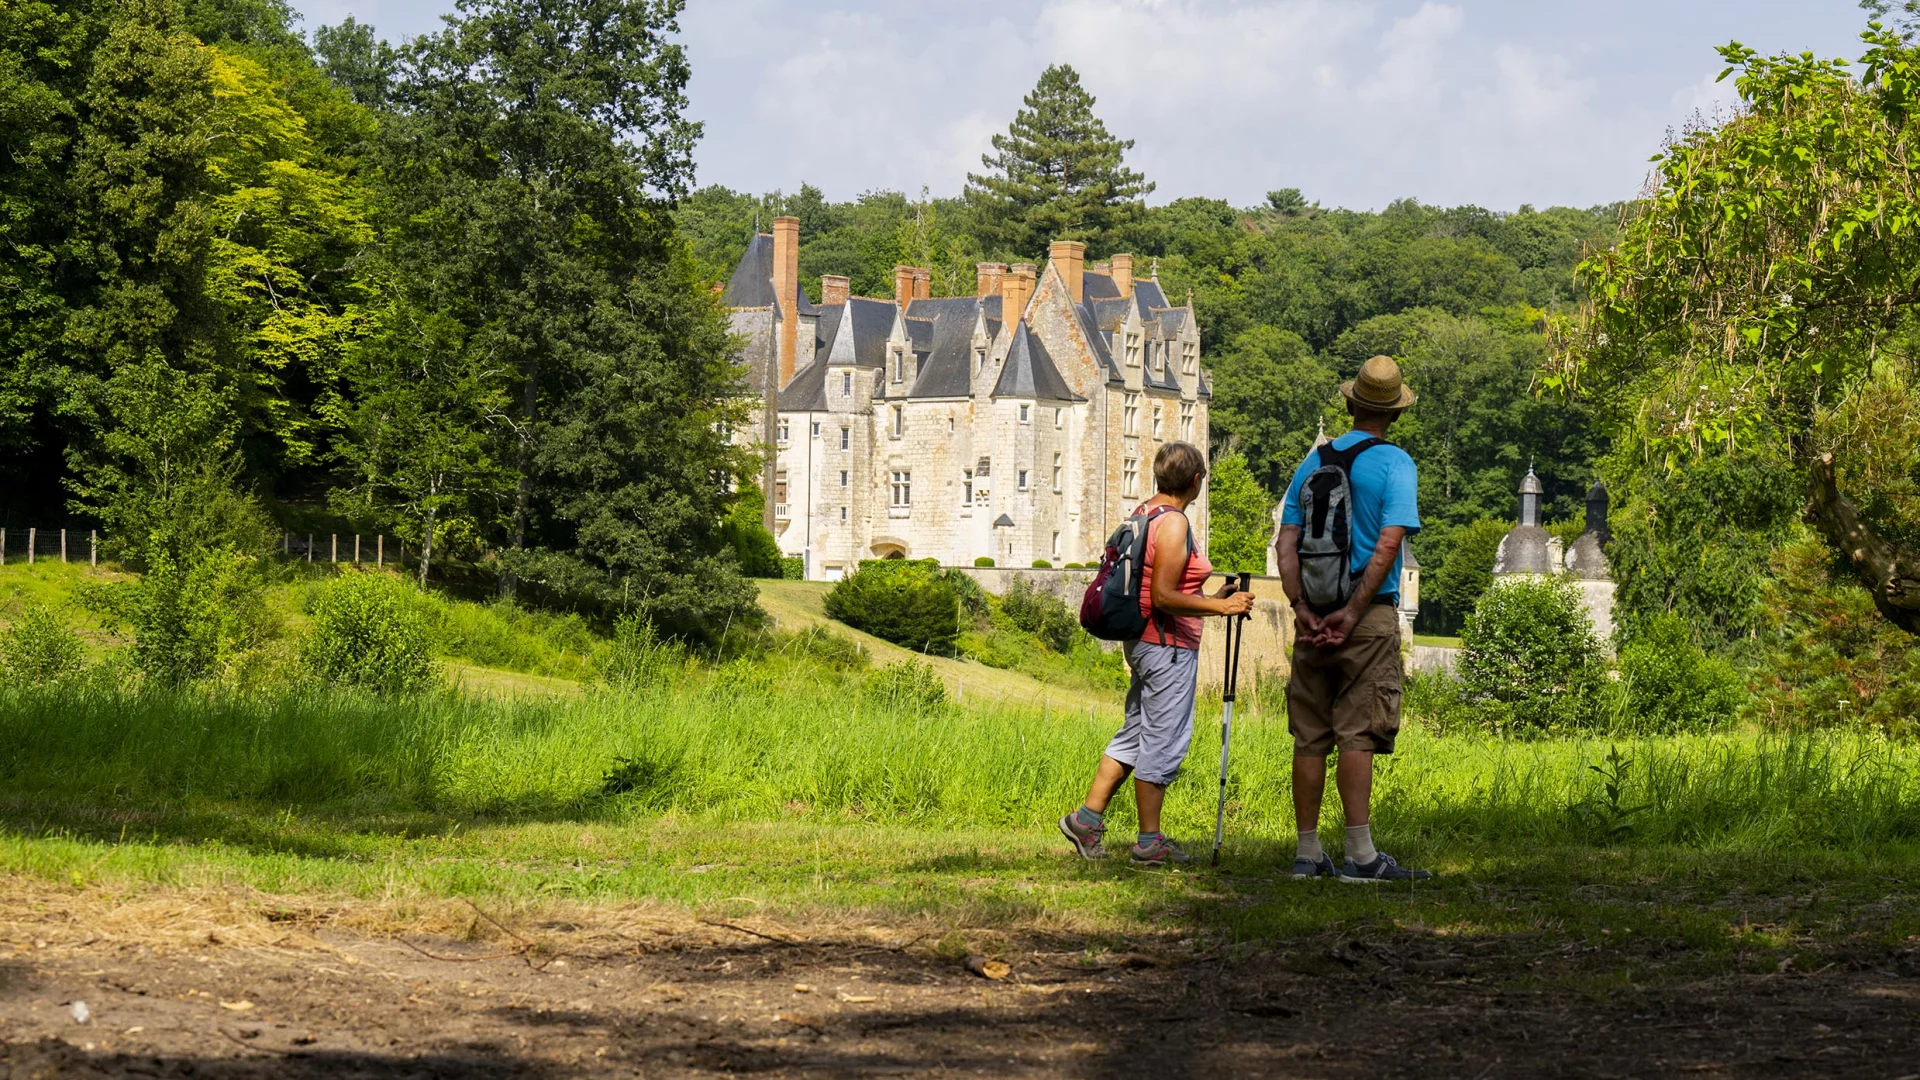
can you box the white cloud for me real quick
[1358,2,1464,105]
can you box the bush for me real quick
[1456,576,1606,733]
[1,602,86,687]
[97,546,273,687]
[823,560,961,655]
[1001,576,1080,653]
[600,613,682,689]
[718,485,784,578]
[304,571,434,695]
[1615,612,1746,733]
[780,557,805,580]
[780,625,869,671]
[1031,560,1052,569]
[861,659,949,715]
[973,556,995,567]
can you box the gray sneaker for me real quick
[1338,852,1432,883]
[1129,835,1193,867]
[1058,813,1107,860]
[1291,854,1336,879]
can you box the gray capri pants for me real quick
[1104,639,1201,786]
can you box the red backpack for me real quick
[1079,506,1190,641]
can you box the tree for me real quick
[1205,449,1273,574]
[964,64,1152,260]
[1556,23,1920,633]
[1206,327,1338,492]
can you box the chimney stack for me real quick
[912,266,930,301]
[894,265,916,309]
[772,217,800,388]
[1110,253,1133,297]
[820,274,850,307]
[1048,239,1086,304]
[1002,263,1037,325]
[976,262,1007,299]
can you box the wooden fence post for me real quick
[60,528,66,563]
[377,535,384,569]
[27,527,34,565]
[90,530,97,568]
[306,534,313,563]
[354,534,361,564]
[1,528,6,566]
[282,532,289,556]
[331,533,337,563]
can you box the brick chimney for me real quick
[820,274,850,306]
[1049,239,1085,303]
[772,216,800,388]
[1111,253,1133,297]
[894,265,916,309]
[976,262,1006,298]
[1002,263,1037,325]
[912,266,930,300]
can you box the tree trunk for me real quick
[1806,453,1920,635]
[504,361,539,599]
[419,497,437,588]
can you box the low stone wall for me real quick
[946,566,1295,692]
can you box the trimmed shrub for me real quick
[1,602,86,687]
[823,560,961,655]
[1456,576,1606,733]
[973,556,995,567]
[779,557,805,580]
[1031,560,1052,569]
[304,571,434,695]
[1615,612,1746,733]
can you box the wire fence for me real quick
[0,527,406,570]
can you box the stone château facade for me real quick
[725,217,1211,580]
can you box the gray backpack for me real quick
[1298,438,1386,613]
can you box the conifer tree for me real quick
[964,64,1152,261]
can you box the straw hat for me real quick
[1341,354,1416,412]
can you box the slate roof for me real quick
[1156,308,1189,338]
[993,321,1080,402]
[1145,352,1182,392]
[904,315,935,357]
[721,232,819,315]
[1133,279,1170,317]
[1197,370,1213,399]
[728,308,776,394]
[1083,271,1122,300]
[777,354,829,411]
[1090,297,1132,332]
[831,297,898,370]
[903,297,986,400]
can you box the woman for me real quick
[1058,441,1254,866]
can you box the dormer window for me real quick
[974,347,985,375]
[891,348,903,384]
[1182,341,1197,375]
[1124,393,1139,435]
[1180,402,1195,440]
[891,406,904,437]
[1126,331,1142,367]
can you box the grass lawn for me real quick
[1412,633,1462,648]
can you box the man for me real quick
[1274,354,1431,883]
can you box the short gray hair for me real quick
[1153,441,1207,496]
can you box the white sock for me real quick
[1345,824,1376,864]
[1296,829,1323,862]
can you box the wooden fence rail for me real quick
[0,528,401,570]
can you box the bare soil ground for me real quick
[2,883,1918,1079]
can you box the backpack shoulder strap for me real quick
[1318,436,1389,472]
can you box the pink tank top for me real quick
[1136,506,1211,650]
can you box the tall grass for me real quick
[4,676,1918,851]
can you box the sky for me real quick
[286,0,1874,212]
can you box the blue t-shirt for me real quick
[1280,431,1421,599]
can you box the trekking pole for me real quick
[1211,571,1252,867]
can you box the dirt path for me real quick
[2,885,1917,1078]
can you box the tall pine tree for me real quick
[964,64,1152,261]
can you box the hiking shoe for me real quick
[1338,852,1433,884]
[1129,835,1193,868]
[1291,854,1336,880]
[1058,813,1108,860]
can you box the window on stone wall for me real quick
[1018,403,1030,424]
[890,471,912,507]
[1018,469,1029,491]
[962,469,974,505]
[1052,453,1062,491]
[974,347,985,375]
[842,370,853,396]
[811,421,820,437]
[1054,407,1064,429]
[1152,404,1162,438]
[948,416,955,433]
[1124,394,1139,435]
[774,471,788,515]
[1183,342,1197,375]
[1126,331,1141,367]
[1180,402,1195,441]
[891,406,903,438]
[840,427,850,450]
[840,506,847,521]
[891,349,903,384]
[1123,458,1139,497]
[777,418,790,445]
[1052,531,1061,558]
[839,470,848,488]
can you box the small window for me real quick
[1152,404,1162,438]
[1018,469,1029,491]
[1123,457,1139,497]
[1126,331,1141,367]
[1180,402,1195,441]
[1182,342,1197,375]
[948,416,955,433]
[890,470,912,507]
[840,506,848,521]
[777,418,791,444]
[842,371,853,395]
[840,427,850,450]
[962,469,974,505]
[811,420,820,437]
[974,347,985,375]
[1018,403,1030,424]
[891,350,903,384]
[1123,394,1139,436]
[1051,531,1060,558]
[891,407,903,438]
[1054,408,1064,429]
[1051,453,1062,492]
[839,470,849,488]
[774,471,788,504]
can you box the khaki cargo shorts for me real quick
[1286,603,1403,756]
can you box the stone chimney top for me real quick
[1002,263,1037,326]
[1111,253,1134,297]
[976,262,1007,299]
[893,265,917,309]
[820,274,850,307]
[772,216,800,388]
[912,266,930,301]
[1048,239,1085,303]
